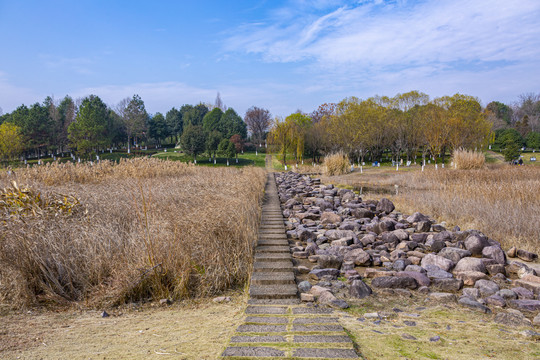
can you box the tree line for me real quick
[0,92,274,163]
[269,91,540,165]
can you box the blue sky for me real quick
[1,0,539,117]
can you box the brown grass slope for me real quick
[0,158,266,308]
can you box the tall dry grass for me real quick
[0,158,266,308]
[451,148,486,169]
[323,151,351,176]
[395,165,540,253]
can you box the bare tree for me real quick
[244,106,272,145]
[214,92,227,111]
[117,95,147,153]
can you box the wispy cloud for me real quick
[224,0,540,102]
[40,54,95,75]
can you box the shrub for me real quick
[451,148,485,169]
[323,151,350,176]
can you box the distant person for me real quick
[518,158,523,165]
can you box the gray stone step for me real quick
[292,324,344,332]
[222,346,285,357]
[255,246,290,253]
[257,240,289,247]
[230,335,286,343]
[255,253,292,262]
[253,261,293,272]
[249,284,298,299]
[247,299,300,305]
[251,272,295,285]
[237,324,288,332]
[258,234,288,240]
[294,335,352,343]
[293,348,358,358]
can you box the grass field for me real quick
[0,158,266,308]
[153,150,267,167]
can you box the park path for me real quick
[221,156,359,359]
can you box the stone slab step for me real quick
[255,253,292,262]
[294,335,352,343]
[230,335,287,343]
[244,316,289,324]
[245,306,288,315]
[257,239,289,245]
[255,246,290,253]
[251,272,295,285]
[222,346,285,357]
[292,348,358,358]
[292,324,344,332]
[253,261,293,272]
[237,324,288,332]
[259,234,288,240]
[293,317,339,324]
[247,299,300,305]
[250,284,298,299]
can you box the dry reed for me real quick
[451,148,486,169]
[395,165,540,253]
[323,152,351,176]
[0,158,266,308]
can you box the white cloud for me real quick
[0,72,44,111]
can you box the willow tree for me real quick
[268,117,294,165]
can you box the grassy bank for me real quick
[0,158,266,308]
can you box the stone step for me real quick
[292,324,344,332]
[255,246,290,253]
[255,253,292,262]
[259,234,288,240]
[222,346,285,357]
[247,298,300,305]
[253,261,293,272]
[257,240,289,247]
[230,335,286,343]
[237,324,288,332]
[292,348,359,358]
[249,284,298,299]
[259,230,286,235]
[251,272,295,285]
[294,335,352,343]
[245,306,288,315]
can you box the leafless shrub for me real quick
[451,148,485,169]
[323,152,350,176]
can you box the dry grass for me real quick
[0,158,266,308]
[0,290,246,359]
[323,151,351,176]
[452,148,486,169]
[394,165,540,253]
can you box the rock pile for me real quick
[276,171,540,327]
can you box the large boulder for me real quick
[431,278,463,292]
[309,268,340,280]
[454,271,489,286]
[475,279,500,297]
[482,245,507,265]
[371,276,418,290]
[406,212,430,223]
[454,257,487,274]
[352,208,374,219]
[421,253,455,272]
[464,234,490,255]
[376,198,395,214]
[320,212,342,224]
[325,229,358,242]
[317,255,343,269]
[343,248,371,266]
[459,296,492,313]
[396,271,431,287]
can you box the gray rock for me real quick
[512,287,535,300]
[392,259,411,272]
[352,208,374,219]
[497,289,517,300]
[309,268,340,280]
[458,296,492,313]
[517,249,538,262]
[533,313,540,326]
[421,253,455,272]
[494,310,532,327]
[431,278,463,292]
[376,198,395,214]
[320,212,342,224]
[509,299,540,312]
[482,245,507,265]
[462,288,480,299]
[402,333,417,340]
[298,281,312,293]
[486,294,506,307]
[397,271,431,287]
[454,257,487,274]
[404,265,426,273]
[343,248,371,266]
[428,292,457,303]
[475,279,500,297]
[406,212,430,223]
[424,265,453,279]
[349,280,373,299]
[371,276,418,290]
[438,247,472,264]
[486,264,506,276]
[317,255,343,269]
[416,221,431,233]
[464,234,489,255]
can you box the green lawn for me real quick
[153,150,267,167]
